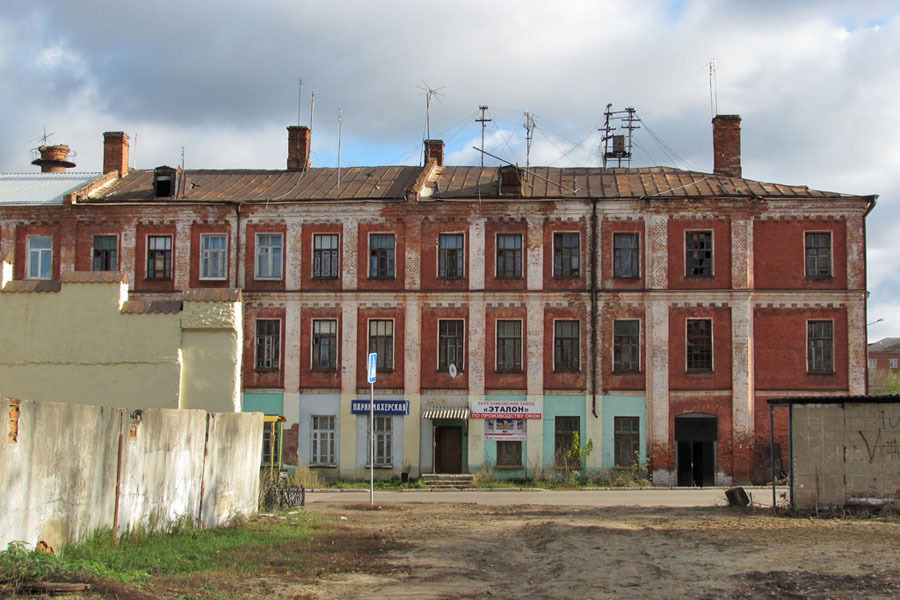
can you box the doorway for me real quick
[675,414,717,487]
[434,425,463,473]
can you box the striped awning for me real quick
[422,407,470,420]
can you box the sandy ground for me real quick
[292,501,900,600]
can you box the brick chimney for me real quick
[287,126,311,171]
[31,144,76,173]
[712,115,741,178]
[103,132,130,177]
[424,139,444,166]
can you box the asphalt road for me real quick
[305,486,779,508]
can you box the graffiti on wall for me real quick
[857,411,900,462]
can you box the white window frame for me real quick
[803,230,833,278]
[806,319,835,374]
[890,358,898,370]
[311,415,336,466]
[145,234,173,280]
[367,318,395,371]
[312,233,340,279]
[612,318,642,373]
[91,234,119,272]
[254,318,282,370]
[495,232,523,279]
[255,232,284,280]
[612,231,641,279]
[437,318,466,372]
[437,232,466,279]
[367,232,396,279]
[199,233,228,281]
[366,415,393,468]
[26,235,52,280]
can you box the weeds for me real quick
[0,541,69,589]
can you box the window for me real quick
[438,233,464,278]
[261,421,282,465]
[369,234,395,278]
[26,236,52,279]
[496,233,522,278]
[891,359,899,370]
[313,234,339,279]
[255,233,283,280]
[367,416,393,467]
[497,441,523,468]
[496,320,522,372]
[311,415,336,466]
[614,416,640,468]
[312,319,338,370]
[613,232,640,278]
[92,235,117,271]
[438,320,464,372]
[199,234,227,280]
[554,320,580,372]
[553,232,580,277]
[613,320,640,373]
[255,319,281,370]
[805,232,831,278]
[368,320,394,371]
[686,319,713,371]
[807,321,834,373]
[868,358,878,370]
[146,235,172,280]
[686,231,713,277]
[555,416,580,468]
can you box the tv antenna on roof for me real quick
[417,82,444,141]
[523,112,536,179]
[476,105,491,169]
[29,128,55,146]
[708,58,718,118]
[600,104,640,168]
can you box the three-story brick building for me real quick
[0,116,874,485]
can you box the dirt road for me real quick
[296,501,900,599]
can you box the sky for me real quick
[1,0,898,338]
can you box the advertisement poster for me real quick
[485,419,527,441]
[470,398,541,419]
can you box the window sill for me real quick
[685,369,714,374]
[685,274,715,278]
[553,369,581,374]
[367,276,396,280]
[255,368,281,373]
[311,367,339,372]
[496,370,523,374]
[613,275,641,280]
[199,277,227,282]
[365,465,394,469]
[808,370,835,375]
[612,370,641,375]
[805,275,833,280]
[254,277,284,282]
[145,277,172,281]
[552,274,582,279]
[309,463,337,468]
[312,276,339,281]
[496,464,523,470]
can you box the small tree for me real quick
[562,432,594,483]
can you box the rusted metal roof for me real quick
[61,271,128,284]
[183,288,242,302]
[0,173,102,206]
[2,280,62,293]
[432,166,855,200]
[868,337,900,354]
[87,167,422,203]
[121,300,183,314]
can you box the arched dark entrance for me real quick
[675,414,717,487]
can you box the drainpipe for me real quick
[590,198,598,418]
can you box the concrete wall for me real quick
[791,401,900,508]
[0,274,242,413]
[1,398,263,549]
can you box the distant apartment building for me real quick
[868,337,900,395]
[0,116,875,485]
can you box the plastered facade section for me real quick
[0,277,242,413]
[1,398,262,549]
[791,402,900,508]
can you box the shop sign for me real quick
[470,399,541,419]
[485,419,527,441]
[351,400,410,415]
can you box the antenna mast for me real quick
[524,112,535,177]
[297,78,303,126]
[418,82,444,165]
[476,105,491,169]
[337,108,343,189]
[309,88,316,130]
[600,104,640,168]
[708,58,718,118]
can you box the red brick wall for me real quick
[668,394,735,476]
[754,307,848,391]
[420,307,469,390]
[243,306,286,389]
[484,307,527,391]
[668,306,732,390]
[543,305,587,391]
[600,219,644,290]
[298,307,342,390]
[74,221,123,272]
[419,219,469,291]
[189,223,230,288]
[752,394,791,483]
[542,220,587,291]
[282,423,299,466]
[245,224,287,292]
[484,220,528,291]
[300,223,343,291]
[357,222,406,291]
[356,307,405,389]
[667,219,731,289]
[134,223,176,291]
[754,219,847,289]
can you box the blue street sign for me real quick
[351,400,410,415]
[367,353,377,383]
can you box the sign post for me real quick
[367,353,377,505]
